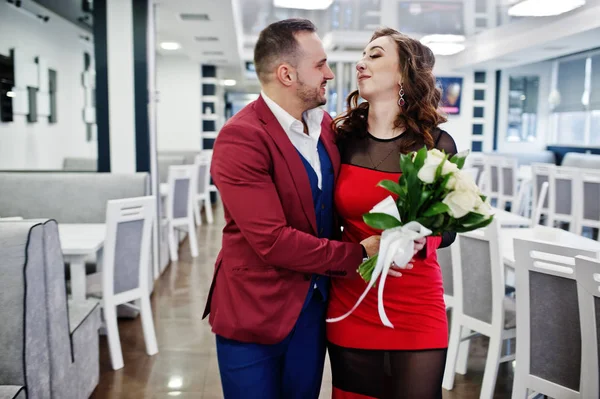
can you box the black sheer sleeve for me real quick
[433,129,458,248]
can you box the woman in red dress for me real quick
[326,28,458,399]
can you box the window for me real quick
[507,76,539,142]
[550,51,600,146]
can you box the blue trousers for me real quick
[216,291,327,399]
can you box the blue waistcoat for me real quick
[296,139,334,308]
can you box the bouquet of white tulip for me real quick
[327,147,494,328]
[358,147,493,283]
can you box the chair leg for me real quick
[139,296,158,356]
[456,328,471,375]
[188,220,199,257]
[167,223,178,262]
[204,195,214,224]
[443,322,463,390]
[193,199,202,226]
[480,335,502,399]
[103,304,124,370]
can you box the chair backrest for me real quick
[562,152,600,170]
[193,155,211,196]
[103,196,155,297]
[465,153,485,187]
[483,155,502,205]
[438,247,454,306]
[531,163,554,220]
[549,166,580,232]
[166,165,196,221]
[513,239,597,397]
[575,255,600,399]
[451,219,504,335]
[498,156,519,212]
[579,169,600,236]
[0,221,51,398]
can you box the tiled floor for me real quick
[90,203,514,398]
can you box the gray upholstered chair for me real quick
[562,152,600,169]
[42,220,102,399]
[512,239,597,399]
[0,221,51,399]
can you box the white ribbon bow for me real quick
[326,196,432,328]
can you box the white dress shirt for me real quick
[261,91,324,189]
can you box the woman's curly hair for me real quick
[333,28,447,152]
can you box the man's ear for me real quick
[276,64,295,87]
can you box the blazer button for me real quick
[321,204,326,210]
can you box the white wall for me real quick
[496,61,553,154]
[0,0,96,170]
[156,55,202,151]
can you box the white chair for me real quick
[438,247,470,376]
[482,155,502,207]
[164,165,199,261]
[511,239,597,399]
[498,156,527,216]
[443,220,516,399]
[192,154,214,226]
[578,169,600,240]
[86,196,158,370]
[531,163,554,225]
[575,255,600,398]
[548,166,581,233]
[466,152,486,188]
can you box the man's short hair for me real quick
[253,18,317,82]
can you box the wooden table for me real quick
[59,224,106,302]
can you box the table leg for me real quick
[70,259,87,301]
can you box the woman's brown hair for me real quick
[333,28,447,151]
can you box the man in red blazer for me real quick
[203,19,380,398]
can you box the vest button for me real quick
[322,204,326,210]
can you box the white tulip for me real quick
[370,195,401,222]
[442,189,483,218]
[446,169,480,193]
[418,152,459,184]
[474,198,494,218]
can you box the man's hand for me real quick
[360,235,380,258]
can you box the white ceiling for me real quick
[154,0,600,85]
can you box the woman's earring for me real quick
[398,83,406,107]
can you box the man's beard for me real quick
[297,75,326,109]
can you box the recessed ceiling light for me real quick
[420,34,466,56]
[222,79,236,86]
[273,0,334,10]
[508,0,585,17]
[160,42,181,50]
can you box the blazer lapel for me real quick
[319,116,340,182]
[255,96,318,235]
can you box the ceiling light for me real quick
[423,42,466,56]
[222,79,237,86]
[508,0,585,17]
[420,35,466,56]
[160,42,181,50]
[167,377,183,390]
[6,91,15,98]
[273,0,334,10]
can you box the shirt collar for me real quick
[261,91,324,135]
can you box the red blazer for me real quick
[203,95,364,345]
